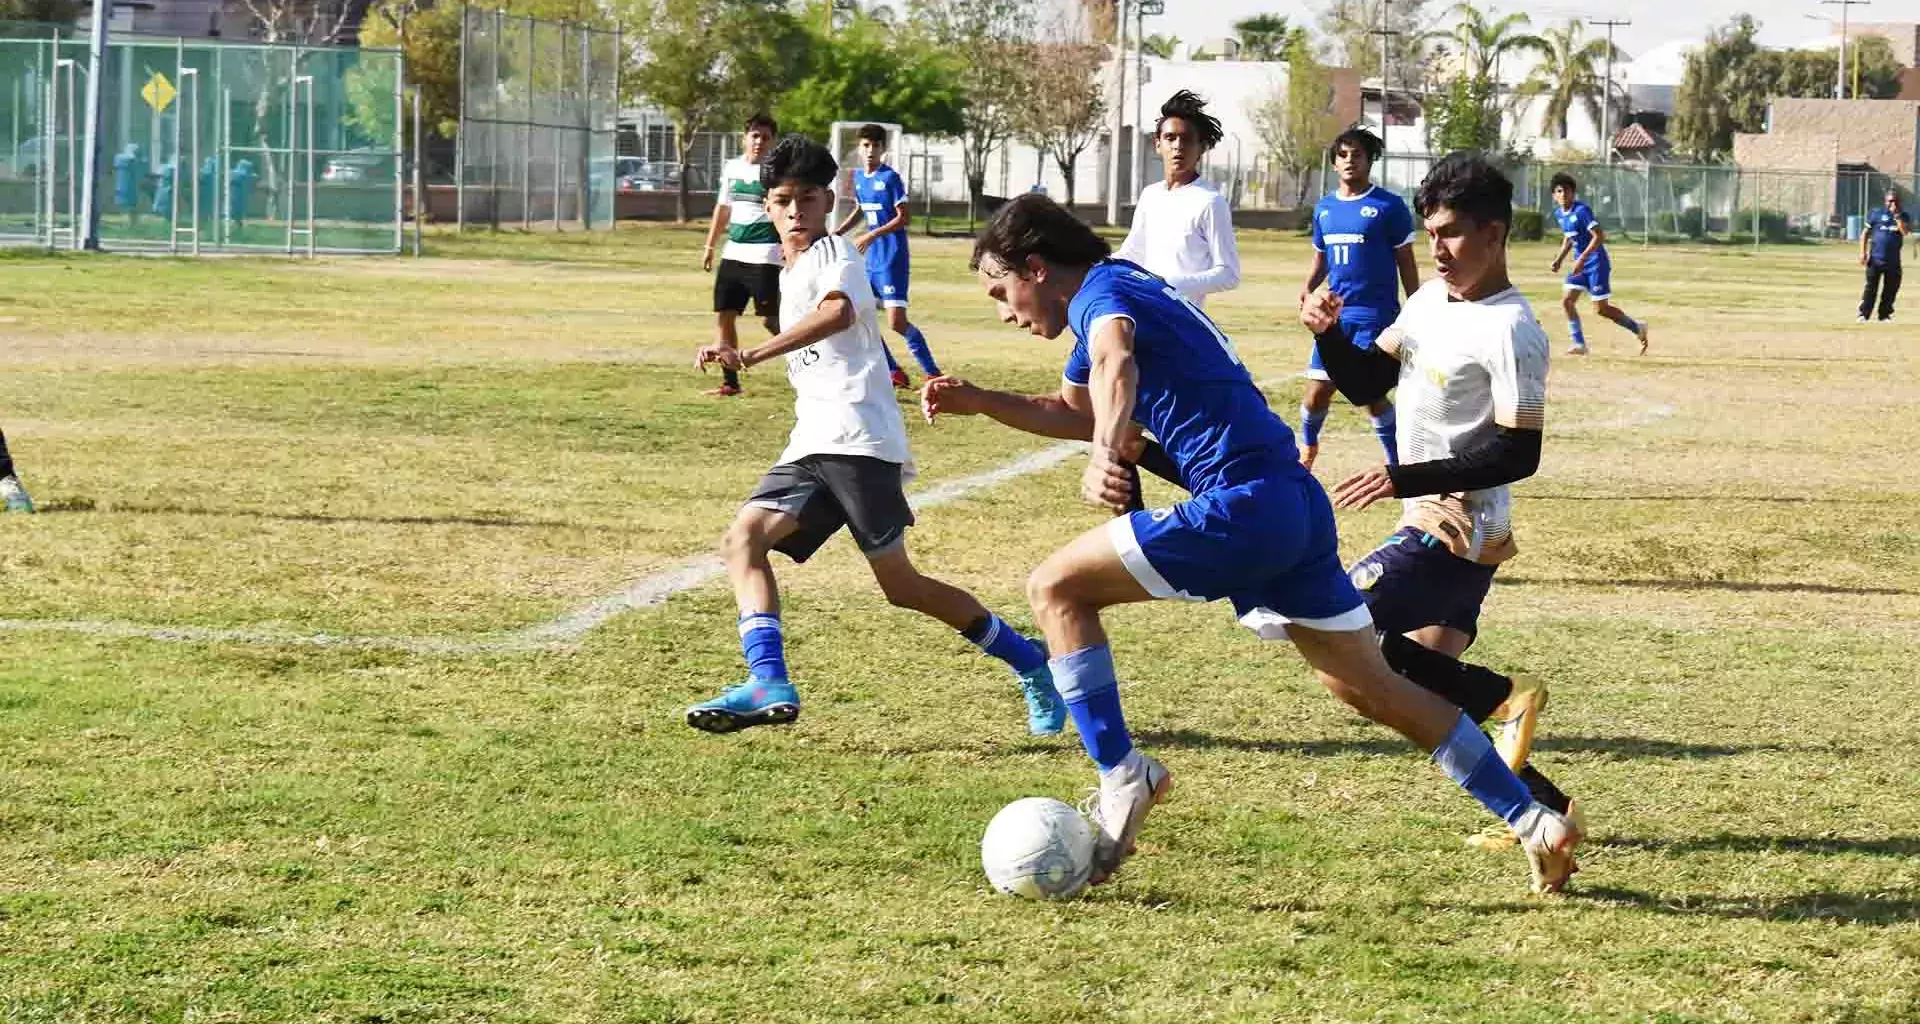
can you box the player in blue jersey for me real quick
[1550,173,1649,356]
[834,124,939,389]
[923,194,1584,893]
[1297,128,1419,471]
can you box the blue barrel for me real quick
[1846,214,1863,241]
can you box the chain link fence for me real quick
[456,6,617,230]
[0,18,402,254]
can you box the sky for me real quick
[1157,1,1863,63]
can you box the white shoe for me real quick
[1566,344,1588,356]
[1636,319,1650,355]
[1082,752,1172,885]
[1514,802,1584,894]
[1858,315,1870,323]
[0,474,32,514]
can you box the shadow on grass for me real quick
[35,499,622,532]
[1600,834,1920,858]
[1526,494,1891,505]
[1497,576,1914,597]
[1575,884,1920,925]
[1138,729,1825,760]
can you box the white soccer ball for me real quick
[981,797,1096,900]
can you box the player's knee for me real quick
[1025,562,1073,619]
[877,570,929,610]
[719,520,765,563]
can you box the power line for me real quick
[1587,17,1629,165]
[1821,0,1871,100]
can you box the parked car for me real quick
[322,151,393,183]
[616,159,705,193]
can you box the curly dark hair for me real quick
[1549,172,1578,194]
[1414,151,1514,229]
[1329,126,1384,166]
[760,134,837,190]
[856,123,888,147]
[970,193,1112,274]
[1155,89,1224,151]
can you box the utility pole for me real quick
[1822,0,1870,100]
[1368,0,1399,142]
[1135,0,1163,197]
[77,0,109,249]
[1588,17,1629,165]
[1105,0,1130,225]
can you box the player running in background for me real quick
[1296,127,1417,471]
[1303,152,1582,852]
[1114,90,1240,308]
[0,427,32,513]
[835,124,939,389]
[927,193,1583,893]
[1859,188,1909,323]
[1550,173,1649,356]
[700,113,783,397]
[687,136,1065,738]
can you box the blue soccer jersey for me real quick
[1554,201,1604,259]
[1311,186,1416,321]
[853,164,909,270]
[1063,260,1301,494]
[1867,208,1910,265]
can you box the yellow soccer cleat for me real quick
[1491,676,1548,774]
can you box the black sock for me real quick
[1378,632,1514,724]
[1519,765,1571,815]
[0,427,14,479]
[1122,463,1145,513]
[722,367,741,389]
[1134,439,1183,487]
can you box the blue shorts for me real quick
[868,257,910,308]
[1109,473,1373,637]
[1347,527,1497,640]
[1563,251,1613,300]
[1305,315,1386,381]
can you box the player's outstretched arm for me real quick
[1301,289,1401,407]
[1549,236,1571,270]
[707,293,857,370]
[921,376,1093,440]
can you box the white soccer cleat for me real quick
[1514,803,1584,894]
[1636,319,1651,355]
[1565,344,1588,356]
[0,474,33,514]
[1082,752,1172,885]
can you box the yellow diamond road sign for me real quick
[141,71,176,113]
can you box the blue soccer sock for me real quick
[1299,405,1329,447]
[738,612,788,683]
[881,345,902,374]
[1567,313,1587,348]
[1614,313,1642,336]
[961,613,1047,675]
[1370,405,1399,466]
[902,324,941,376]
[1432,713,1534,825]
[1051,644,1133,770]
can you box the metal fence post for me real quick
[456,3,467,231]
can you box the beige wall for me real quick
[1733,132,1839,221]
[1764,99,1920,173]
[1854,23,1919,67]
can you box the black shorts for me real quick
[1347,527,1497,640]
[714,259,781,316]
[745,454,915,562]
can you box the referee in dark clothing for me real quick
[1860,189,1911,323]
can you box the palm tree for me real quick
[1232,14,1297,62]
[1140,32,1180,59]
[1442,2,1543,85]
[1514,19,1622,140]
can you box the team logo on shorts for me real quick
[1150,508,1174,522]
[1349,560,1385,591]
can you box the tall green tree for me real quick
[1249,33,1340,207]
[1670,15,1765,162]
[911,0,1036,217]
[626,0,809,222]
[1139,33,1180,59]
[1512,19,1620,141]
[1008,36,1105,206]
[1232,14,1298,62]
[776,8,965,141]
[1424,74,1502,152]
[1318,0,1433,95]
[1439,2,1541,85]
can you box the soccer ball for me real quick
[980,797,1096,900]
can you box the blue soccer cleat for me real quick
[1016,664,1067,736]
[685,678,801,734]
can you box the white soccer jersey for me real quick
[1113,177,1241,306]
[717,156,782,266]
[1381,279,1550,564]
[775,235,914,472]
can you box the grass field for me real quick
[2,222,1918,1022]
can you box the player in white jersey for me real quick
[687,136,1066,738]
[1304,152,1583,872]
[1114,90,1240,307]
[700,113,783,397]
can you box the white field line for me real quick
[0,386,1674,654]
